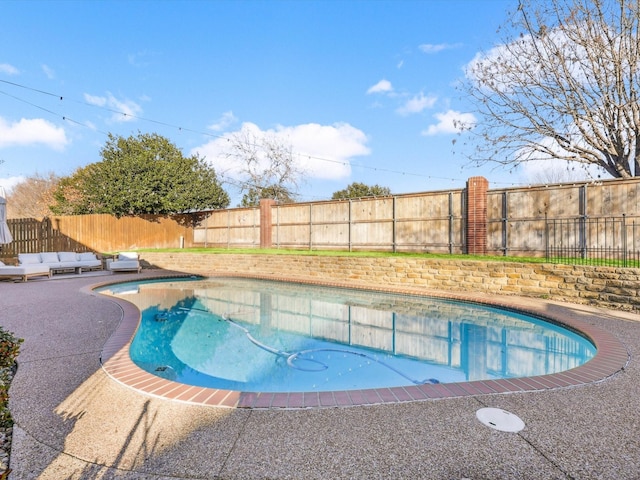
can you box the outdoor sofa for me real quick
[18,251,103,275]
[0,260,51,282]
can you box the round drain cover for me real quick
[476,408,525,432]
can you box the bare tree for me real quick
[225,128,304,206]
[461,0,640,179]
[7,172,60,219]
[528,162,595,184]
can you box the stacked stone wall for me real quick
[139,252,640,312]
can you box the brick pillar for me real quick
[260,199,276,248]
[466,176,488,255]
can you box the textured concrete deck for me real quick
[3,270,640,479]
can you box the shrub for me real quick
[0,329,22,429]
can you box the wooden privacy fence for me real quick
[195,176,640,259]
[194,188,467,253]
[486,179,640,259]
[2,213,194,261]
[4,176,640,262]
[1,218,94,256]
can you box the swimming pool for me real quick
[97,276,595,394]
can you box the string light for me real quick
[0,78,526,189]
[0,88,103,133]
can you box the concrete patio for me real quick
[2,271,640,479]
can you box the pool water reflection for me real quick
[97,277,595,393]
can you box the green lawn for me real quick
[137,247,549,263]
[134,247,640,268]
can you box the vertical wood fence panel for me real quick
[273,204,312,249]
[4,177,640,262]
[194,208,259,248]
[2,214,194,262]
[393,191,464,253]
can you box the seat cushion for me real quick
[18,253,42,265]
[58,252,79,262]
[40,252,60,264]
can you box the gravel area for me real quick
[3,271,640,479]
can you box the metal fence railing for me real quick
[546,216,640,267]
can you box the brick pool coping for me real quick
[94,273,630,409]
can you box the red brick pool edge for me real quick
[94,275,631,409]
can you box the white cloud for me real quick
[519,157,605,184]
[396,92,437,116]
[42,64,55,79]
[192,122,370,181]
[208,111,238,132]
[0,117,68,150]
[0,176,26,194]
[128,50,158,68]
[367,79,393,95]
[83,92,142,122]
[419,43,462,54]
[422,110,476,136]
[280,122,370,178]
[465,26,590,93]
[514,133,608,183]
[84,93,107,107]
[0,64,19,75]
[465,45,524,93]
[106,94,142,121]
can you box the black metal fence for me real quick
[546,215,640,266]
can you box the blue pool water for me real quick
[97,277,596,393]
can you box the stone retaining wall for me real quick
[139,252,640,312]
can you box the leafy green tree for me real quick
[50,165,94,215]
[331,182,391,200]
[51,132,229,216]
[240,184,295,207]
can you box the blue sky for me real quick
[0,0,528,205]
